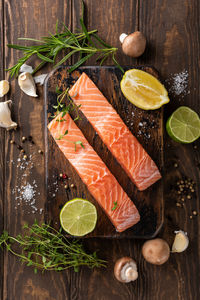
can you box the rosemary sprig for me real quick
[6,2,123,77]
[0,221,106,273]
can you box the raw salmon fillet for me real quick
[48,113,140,232]
[69,72,161,191]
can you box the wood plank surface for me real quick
[0,0,199,299]
[0,1,5,299]
[2,1,72,300]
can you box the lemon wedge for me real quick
[120,69,170,110]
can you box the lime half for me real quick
[60,198,97,236]
[166,106,200,143]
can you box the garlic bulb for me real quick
[0,80,10,97]
[0,100,17,130]
[18,72,38,97]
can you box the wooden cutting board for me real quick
[44,66,164,238]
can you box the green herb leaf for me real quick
[111,201,118,211]
[55,86,62,94]
[54,49,79,68]
[64,130,68,136]
[68,53,93,73]
[37,52,54,62]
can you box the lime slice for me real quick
[60,198,97,236]
[166,106,200,143]
[120,69,170,110]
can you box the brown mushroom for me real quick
[119,31,146,58]
[142,238,170,265]
[114,257,138,283]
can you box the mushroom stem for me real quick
[119,33,128,44]
[125,266,138,281]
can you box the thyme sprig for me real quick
[53,87,84,151]
[0,221,106,273]
[6,2,123,77]
[53,87,81,121]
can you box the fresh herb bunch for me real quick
[52,87,84,151]
[52,86,81,122]
[6,2,123,77]
[0,221,106,273]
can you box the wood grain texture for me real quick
[0,1,5,299]
[0,0,199,299]
[139,0,200,299]
[45,66,163,238]
[2,1,72,300]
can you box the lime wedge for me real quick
[166,106,200,143]
[60,198,97,236]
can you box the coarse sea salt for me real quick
[9,151,44,214]
[22,183,35,201]
[166,70,189,97]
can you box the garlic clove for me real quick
[0,80,10,97]
[0,100,17,130]
[34,74,48,86]
[172,230,189,253]
[18,72,38,97]
[19,63,34,74]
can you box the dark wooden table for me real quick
[0,1,199,299]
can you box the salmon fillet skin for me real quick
[69,72,161,191]
[48,113,140,232]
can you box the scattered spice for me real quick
[17,145,23,150]
[176,178,195,201]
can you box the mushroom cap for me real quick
[122,31,146,58]
[114,257,138,283]
[142,238,170,265]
